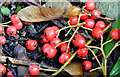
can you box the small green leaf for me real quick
[110,57,120,77]
[15,5,21,13]
[1,6,10,16]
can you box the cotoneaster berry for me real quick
[0,64,6,74]
[29,64,39,76]
[81,12,89,20]
[60,43,71,52]
[84,19,95,29]
[42,43,57,58]
[0,25,4,34]
[13,22,23,30]
[51,26,59,35]
[6,26,17,36]
[110,29,118,40]
[92,27,103,39]
[50,38,61,47]
[85,0,95,11]
[68,16,78,25]
[59,52,71,64]
[95,20,106,30]
[40,34,49,44]
[11,14,20,25]
[119,28,120,39]
[82,60,92,71]
[77,47,88,58]
[72,34,86,48]
[7,71,15,77]
[90,9,101,19]
[0,36,6,44]
[26,40,38,50]
[44,27,56,41]
[23,74,30,77]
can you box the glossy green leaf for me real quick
[1,6,10,16]
[110,57,120,77]
[15,5,21,13]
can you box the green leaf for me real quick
[1,6,10,16]
[110,57,120,77]
[15,5,21,13]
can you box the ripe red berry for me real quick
[81,12,89,20]
[0,25,4,34]
[26,40,38,50]
[119,28,120,39]
[40,34,49,44]
[50,38,61,47]
[77,48,88,58]
[85,0,95,11]
[84,19,95,29]
[95,20,106,30]
[13,22,23,30]
[59,52,71,64]
[92,28,103,39]
[11,14,20,25]
[42,43,57,58]
[23,74,30,77]
[29,64,39,76]
[44,27,56,41]
[68,16,78,25]
[51,26,59,35]
[72,34,86,48]
[60,43,71,52]
[0,64,6,74]
[82,61,92,71]
[6,26,17,36]
[110,29,118,40]
[0,36,6,45]
[7,71,15,77]
[90,9,101,19]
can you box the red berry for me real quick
[23,74,30,77]
[29,64,39,76]
[90,9,101,19]
[95,20,106,30]
[7,71,15,77]
[0,36,6,44]
[82,61,92,71]
[51,26,59,35]
[68,16,78,25]
[42,43,57,58]
[50,38,61,47]
[110,29,118,40]
[13,22,23,30]
[40,34,49,44]
[26,40,38,50]
[85,0,95,11]
[0,25,4,34]
[84,19,95,29]
[6,26,17,36]
[60,43,70,52]
[81,12,89,20]
[72,34,86,48]
[0,64,6,74]
[11,14,20,25]
[92,28,103,39]
[59,52,71,64]
[44,27,56,41]
[77,48,88,58]
[119,28,120,39]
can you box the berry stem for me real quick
[55,40,68,48]
[102,39,113,46]
[40,68,58,72]
[0,21,11,25]
[103,23,112,33]
[90,66,102,72]
[85,45,101,50]
[0,24,9,27]
[80,26,93,31]
[65,21,72,37]
[100,35,105,58]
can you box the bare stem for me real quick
[90,67,102,72]
[80,26,93,31]
[55,41,68,48]
[103,39,113,46]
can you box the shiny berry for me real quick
[110,29,118,40]
[44,27,56,41]
[77,48,88,58]
[7,71,15,77]
[0,36,6,44]
[40,34,49,44]
[84,19,95,29]
[82,61,92,71]
[119,28,120,39]
[6,26,17,36]
[85,0,95,11]
[60,43,70,52]
[68,16,78,25]
[29,64,39,76]
[0,25,4,34]
[90,9,101,19]
[0,64,6,74]
[92,28,103,39]
[13,22,23,30]
[81,12,89,20]
[11,14,20,25]
[72,34,86,48]
[26,40,38,50]
[95,20,106,30]
[42,43,57,58]
[59,52,71,64]
[50,38,61,47]
[52,26,59,35]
